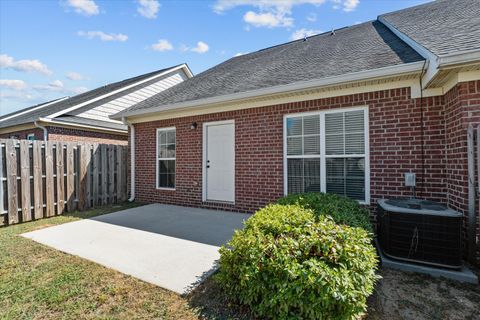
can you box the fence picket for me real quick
[78,144,88,210]
[45,141,55,217]
[85,144,92,209]
[0,139,127,226]
[108,145,115,204]
[101,144,108,205]
[5,139,18,224]
[56,143,65,215]
[66,144,75,212]
[116,145,123,202]
[92,144,99,206]
[20,140,31,222]
[32,141,43,219]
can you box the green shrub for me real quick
[277,192,373,233]
[217,204,379,320]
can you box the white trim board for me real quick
[114,62,425,120]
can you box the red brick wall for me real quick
[0,128,44,140]
[47,126,128,145]
[0,125,128,145]
[134,86,447,214]
[444,80,480,264]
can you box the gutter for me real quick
[112,61,425,120]
[122,117,135,202]
[34,120,48,141]
[38,117,127,135]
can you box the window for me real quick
[157,127,176,189]
[284,107,369,203]
[27,133,36,141]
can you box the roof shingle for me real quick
[119,21,423,115]
[380,0,480,57]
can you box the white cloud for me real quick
[213,0,359,28]
[343,0,359,11]
[191,41,209,54]
[0,54,52,75]
[66,71,86,80]
[306,12,317,22]
[137,0,160,19]
[290,28,321,40]
[234,52,248,57]
[0,79,27,90]
[243,11,293,28]
[151,39,173,52]
[77,31,128,42]
[66,0,99,16]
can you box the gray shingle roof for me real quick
[0,65,181,129]
[119,21,423,115]
[381,0,480,57]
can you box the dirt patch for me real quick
[366,268,480,320]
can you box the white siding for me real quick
[76,71,187,123]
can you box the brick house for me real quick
[0,64,192,144]
[113,1,480,261]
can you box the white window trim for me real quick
[283,105,370,205]
[156,127,176,190]
[27,133,35,140]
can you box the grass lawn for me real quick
[1,203,479,319]
[0,203,200,320]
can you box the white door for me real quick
[204,121,235,202]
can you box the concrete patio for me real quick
[22,204,250,295]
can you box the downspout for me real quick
[122,117,135,202]
[34,120,48,141]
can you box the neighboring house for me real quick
[0,64,192,144]
[114,1,479,256]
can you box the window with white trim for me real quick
[285,107,368,202]
[157,128,176,189]
[27,133,36,141]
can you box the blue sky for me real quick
[0,0,430,116]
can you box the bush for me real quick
[277,192,373,233]
[217,204,379,320]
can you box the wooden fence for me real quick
[0,139,128,226]
[467,124,480,265]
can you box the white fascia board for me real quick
[438,49,480,68]
[0,97,69,123]
[38,117,127,134]
[46,64,192,120]
[112,61,424,120]
[378,16,436,87]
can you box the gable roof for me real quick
[380,0,480,57]
[0,64,191,131]
[113,20,423,119]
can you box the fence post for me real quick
[56,142,65,215]
[467,125,477,263]
[5,139,18,225]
